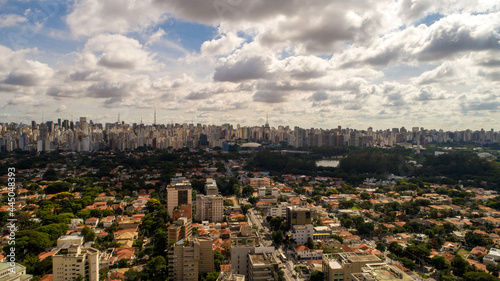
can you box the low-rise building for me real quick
[323,253,381,281]
[0,262,33,281]
[484,248,500,264]
[351,263,412,281]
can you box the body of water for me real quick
[316,159,340,167]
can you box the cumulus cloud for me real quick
[55,105,67,113]
[0,0,498,128]
[83,34,155,70]
[253,91,287,103]
[311,91,329,101]
[214,55,271,82]
[66,0,166,37]
[0,14,26,28]
[201,33,245,56]
[335,12,500,67]
[2,60,53,87]
[7,95,40,106]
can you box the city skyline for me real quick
[1,114,499,132]
[0,1,499,130]
[1,115,498,153]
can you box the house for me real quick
[113,230,138,247]
[68,218,84,230]
[415,234,427,243]
[484,248,500,265]
[293,245,322,260]
[453,231,466,242]
[441,242,460,253]
[114,247,136,265]
[469,246,488,260]
[85,217,99,228]
[101,216,116,228]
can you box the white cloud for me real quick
[0,14,26,28]
[83,34,156,70]
[66,0,167,37]
[335,12,500,67]
[201,33,245,56]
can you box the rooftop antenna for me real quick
[117,113,120,124]
[154,108,157,125]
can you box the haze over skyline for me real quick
[0,0,499,130]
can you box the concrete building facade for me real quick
[196,194,224,222]
[322,253,381,281]
[53,243,99,281]
[167,181,192,216]
[168,237,214,281]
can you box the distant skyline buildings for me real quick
[0,114,498,133]
[0,116,498,153]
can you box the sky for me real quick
[0,0,499,131]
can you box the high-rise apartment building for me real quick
[53,243,99,281]
[248,253,280,281]
[168,237,214,281]
[196,194,224,222]
[205,178,218,195]
[168,217,192,243]
[167,181,192,216]
[286,206,312,228]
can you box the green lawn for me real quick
[457,249,469,259]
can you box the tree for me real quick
[388,242,403,257]
[310,270,325,281]
[43,168,59,181]
[248,196,259,205]
[37,223,69,241]
[214,250,225,271]
[242,185,254,197]
[330,234,344,244]
[463,272,500,281]
[487,263,500,277]
[307,237,316,249]
[202,271,220,281]
[15,230,52,259]
[45,181,72,194]
[272,230,284,246]
[451,255,470,277]
[232,184,241,197]
[146,198,161,212]
[360,192,371,200]
[376,242,386,252]
[81,226,96,242]
[400,257,416,270]
[269,217,286,231]
[118,258,129,268]
[357,222,374,237]
[143,256,167,281]
[431,255,450,271]
[339,200,355,209]
[152,228,169,257]
[465,231,491,247]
